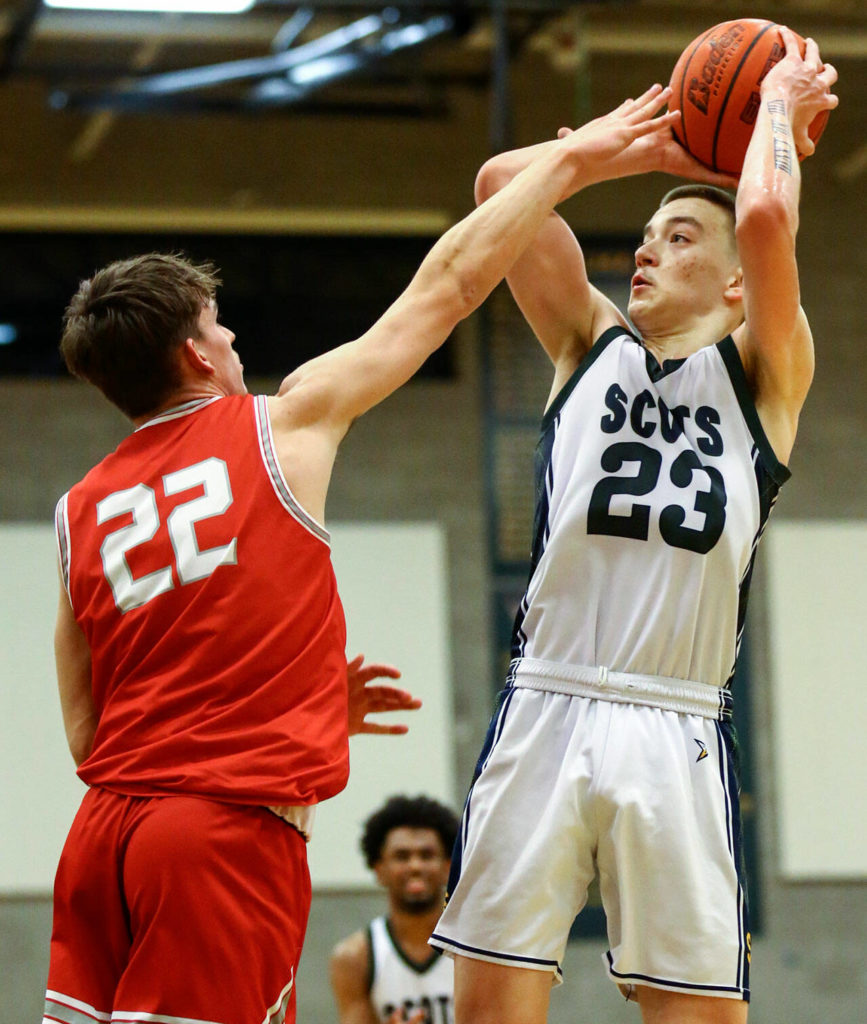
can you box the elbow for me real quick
[434,260,485,328]
[69,736,92,767]
[474,156,515,206]
[736,191,798,248]
[67,718,97,767]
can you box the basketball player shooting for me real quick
[44,88,702,1024]
[430,27,837,1024]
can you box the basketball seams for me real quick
[710,21,777,172]
[669,18,824,174]
[675,26,718,155]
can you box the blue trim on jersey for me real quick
[383,917,444,975]
[715,720,751,996]
[365,923,377,994]
[431,933,562,975]
[540,326,627,433]
[725,444,784,685]
[514,327,633,659]
[605,953,749,1000]
[642,347,688,381]
[445,689,516,909]
[717,336,791,486]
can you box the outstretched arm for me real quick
[475,85,740,387]
[733,28,838,462]
[266,87,686,519]
[272,88,681,438]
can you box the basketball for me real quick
[668,19,829,175]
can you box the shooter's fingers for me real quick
[778,25,801,58]
[819,61,839,91]
[803,36,822,69]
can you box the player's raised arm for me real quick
[272,88,681,442]
[475,140,621,384]
[474,85,741,386]
[733,27,838,461]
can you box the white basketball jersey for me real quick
[368,916,454,1024]
[511,327,789,689]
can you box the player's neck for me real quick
[639,320,728,364]
[637,307,742,364]
[387,905,442,954]
[130,381,228,428]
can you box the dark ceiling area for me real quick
[0,1,863,376]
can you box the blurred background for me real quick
[0,1,864,1021]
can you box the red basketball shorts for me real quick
[43,787,311,1024]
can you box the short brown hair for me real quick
[60,253,220,419]
[659,184,737,253]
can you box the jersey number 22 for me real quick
[97,457,238,613]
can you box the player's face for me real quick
[374,827,450,914]
[193,301,246,396]
[628,197,741,334]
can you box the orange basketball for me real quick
[668,19,829,175]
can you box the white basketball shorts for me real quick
[430,680,751,1001]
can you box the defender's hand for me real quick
[557,85,739,188]
[554,84,681,184]
[346,653,422,736]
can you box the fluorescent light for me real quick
[0,324,18,346]
[44,1,255,13]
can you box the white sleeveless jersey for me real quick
[368,916,454,1024]
[511,327,789,690]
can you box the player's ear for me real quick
[724,265,744,304]
[182,336,215,374]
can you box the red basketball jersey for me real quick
[55,395,349,807]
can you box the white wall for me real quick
[766,520,867,880]
[0,521,453,893]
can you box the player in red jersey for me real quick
[45,87,721,1024]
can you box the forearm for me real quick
[55,583,97,766]
[63,709,97,766]
[736,85,801,236]
[475,139,562,203]
[422,143,589,319]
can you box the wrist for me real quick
[760,82,790,108]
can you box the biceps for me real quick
[505,213,613,364]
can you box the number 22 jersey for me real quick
[55,394,349,807]
[511,327,790,690]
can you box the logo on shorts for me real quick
[694,739,709,762]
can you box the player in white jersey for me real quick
[430,29,837,1024]
[331,795,459,1024]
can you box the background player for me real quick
[430,29,838,1024]
[330,795,459,1024]
[44,88,699,1024]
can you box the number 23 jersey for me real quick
[55,394,349,807]
[512,327,790,689]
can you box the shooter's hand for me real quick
[761,27,838,158]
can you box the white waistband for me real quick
[267,803,316,841]
[508,658,732,721]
